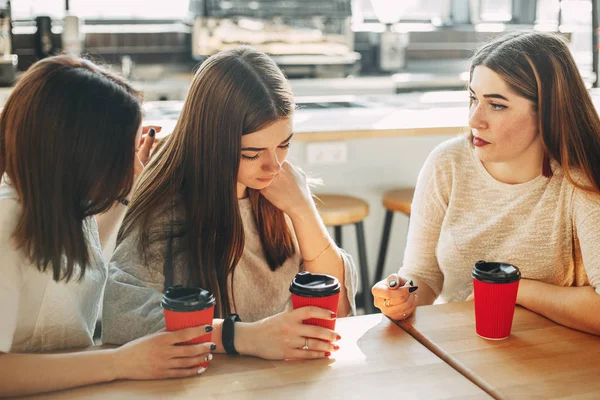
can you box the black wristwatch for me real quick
[222,314,241,355]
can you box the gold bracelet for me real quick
[304,241,332,263]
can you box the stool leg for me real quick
[355,221,372,314]
[334,226,343,247]
[374,210,394,285]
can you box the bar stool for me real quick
[314,194,373,314]
[374,188,415,285]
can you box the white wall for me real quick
[288,132,459,288]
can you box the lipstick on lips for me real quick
[473,136,491,147]
[257,176,274,183]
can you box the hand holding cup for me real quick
[113,325,216,380]
[237,306,341,361]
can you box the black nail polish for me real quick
[205,326,213,333]
[210,344,217,351]
[409,280,414,287]
[388,280,398,288]
[408,286,419,293]
[149,128,155,137]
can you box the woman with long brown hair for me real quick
[372,31,600,335]
[102,46,357,359]
[0,56,217,397]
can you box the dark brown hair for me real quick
[119,46,296,317]
[470,31,600,194]
[0,55,142,282]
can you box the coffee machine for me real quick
[0,0,17,86]
[189,0,359,78]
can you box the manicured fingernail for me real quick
[210,343,217,351]
[197,367,206,375]
[409,286,419,293]
[388,280,398,288]
[409,280,414,286]
[336,334,342,341]
[325,352,331,357]
[333,344,340,350]
[205,354,213,362]
[330,312,337,319]
[205,326,213,333]
[149,128,155,137]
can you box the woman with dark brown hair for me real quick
[0,56,217,397]
[373,31,600,335]
[102,46,358,360]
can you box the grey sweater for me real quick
[102,197,358,344]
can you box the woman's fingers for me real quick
[372,284,412,306]
[170,342,214,358]
[168,353,212,369]
[297,325,339,343]
[386,273,405,290]
[164,366,207,379]
[142,125,162,135]
[295,336,337,353]
[287,349,328,360]
[137,130,156,165]
[378,293,418,320]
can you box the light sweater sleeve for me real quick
[339,248,358,316]
[101,226,168,345]
[0,199,23,352]
[400,143,452,297]
[572,187,600,294]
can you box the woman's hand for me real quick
[112,325,215,380]
[260,161,313,217]
[235,307,341,360]
[134,125,162,176]
[372,273,419,321]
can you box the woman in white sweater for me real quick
[0,56,215,398]
[372,31,600,335]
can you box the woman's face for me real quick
[237,117,293,197]
[469,66,542,166]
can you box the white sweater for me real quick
[0,180,106,352]
[402,136,600,302]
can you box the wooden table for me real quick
[397,301,600,400]
[25,314,489,400]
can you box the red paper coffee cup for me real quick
[289,271,340,330]
[162,286,216,368]
[472,261,521,340]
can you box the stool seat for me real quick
[316,194,370,226]
[382,188,414,215]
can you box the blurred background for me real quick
[3,0,598,92]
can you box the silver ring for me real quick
[302,337,309,350]
[384,299,392,307]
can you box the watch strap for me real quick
[222,313,241,355]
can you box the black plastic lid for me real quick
[289,271,341,298]
[472,261,521,284]
[161,285,216,312]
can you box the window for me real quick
[12,0,191,20]
[357,0,450,23]
[479,0,512,22]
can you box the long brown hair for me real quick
[470,31,600,194]
[119,46,296,316]
[0,55,142,282]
